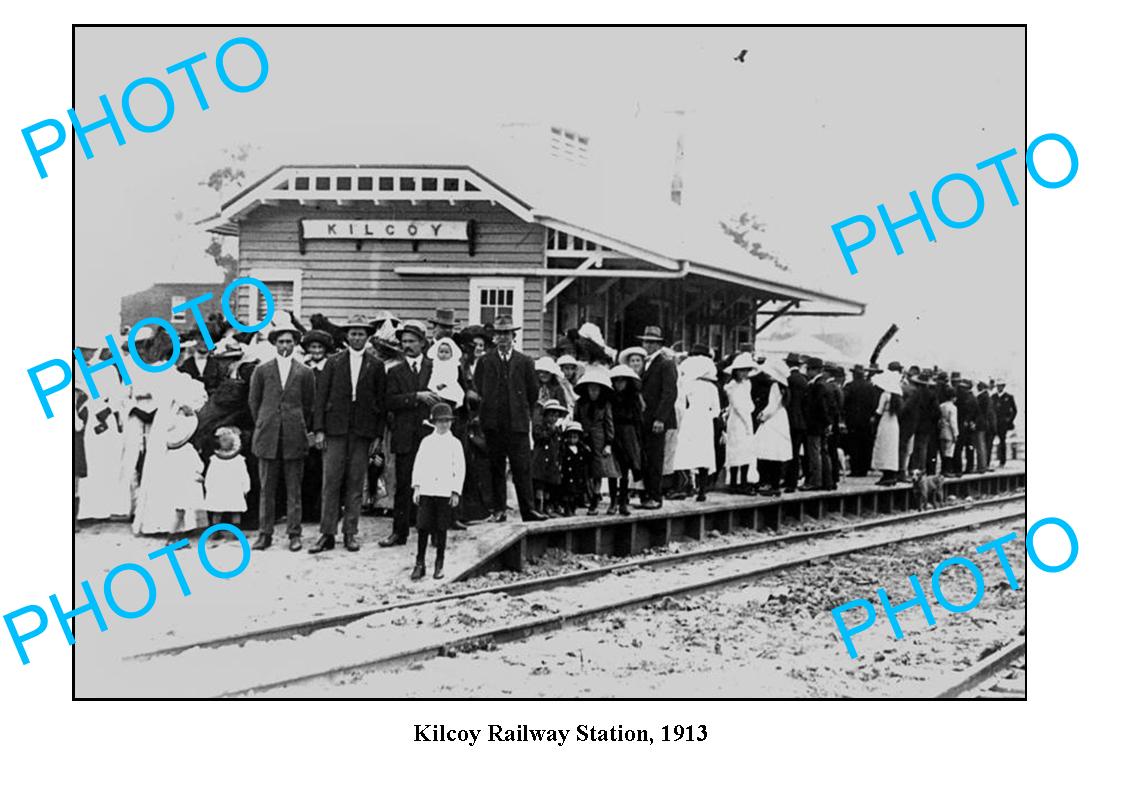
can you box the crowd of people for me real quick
[74,307,1018,581]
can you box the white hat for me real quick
[534,356,563,379]
[724,352,759,375]
[576,366,612,390]
[556,354,579,368]
[609,363,640,382]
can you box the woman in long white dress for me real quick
[754,358,792,496]
[76,375,132,521]
[672,354,720,501]
[871,372,903,485]
[132,370,209,536]
[723,352,760,493]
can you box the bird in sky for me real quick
[734,49,748,63]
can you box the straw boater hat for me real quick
[213,426,242,459]
[166,414,198,450]
[492,316,520,333]
[562,419,584,434]
[725,351,759,375]
[636,325,664,342]
[267,316,301,344]
[396,319,428,341]
[609,363,640,382]
[617,346,647,365]
[540,398,567,415]
[576,366,613,390]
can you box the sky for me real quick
[74,26,1025,383]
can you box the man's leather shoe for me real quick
[378,535,406,547]
[308,534,335,554]
[288,536,302,552]
[639,499,662,510]
[251,534,272,551]
[344,535,360,552]
[410,562,426,581]
[523,510,548,522]
[487,511,507,523]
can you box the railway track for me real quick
[931,638,1027,699]
[132,491,1026,662]
[196,496,1025,697]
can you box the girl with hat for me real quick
[618,346,647,377]
[754,357,793,496]
[558,419,593,517]
[204,427,251,528]
[607,364,644,515]
[426,337,466,408]
[534,355,572,412]
[723,352,760,494]
[871,371,904,485]
[531,399,568,517]
[573,367,619,515]
[671,354,720,501]
[132,371,209,538]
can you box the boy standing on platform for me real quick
[411,402,465,580]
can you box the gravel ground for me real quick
[279,514,1027,698]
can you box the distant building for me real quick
[120,281,226,336]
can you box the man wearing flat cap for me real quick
[249,317,316,551]
[637,326,678,509]
[380,319,439,547]
[473,316,547,522]
[310,314,387,553]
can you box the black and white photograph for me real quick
[70,25,1026,699]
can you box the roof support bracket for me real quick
[755,300,798,335]
[543,255,599,306]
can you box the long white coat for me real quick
[723,379,759,471]
[673,377,719,471]
[754,382,792,462]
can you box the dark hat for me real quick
[887,361,903,373]
[429,402,453,422]
[636,325,664,342]
[784,352,803,366]
[431,308,457,327]
[936,370,949,381]
[301,329,334,350]
[396,320,428,341]
[805,356,824,369]
[949,371,962,380]
[850,364,866,374]
[340,313,375,332]
[492,316,521,333]
[976,380,988,390]
[907,365,920,375]
[689,343,711,357]
[829,364,845,377]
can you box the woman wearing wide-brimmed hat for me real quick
[671,352,720,501]
[754,357,793,496]
[871,371,903,485]
[723,352,761,494]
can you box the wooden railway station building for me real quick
[204,131,863,356]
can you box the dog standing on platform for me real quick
[911,470,946,510]
[411,402,465,580]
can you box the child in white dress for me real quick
[205,427,251,527]
[426,338,465,408]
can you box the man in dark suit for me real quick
[993,380,1018,466]
[380,320,439,546]
[299,329,333,523]
[783,353,808,491]
[976,381,997,472]
[473,316,547,522]
[908,371,940,475]
[248,320,316,551]
[842,364,878,477]
[637,326,678,509]
[953,377,979,475]
[799,357,833,490]
[178,331,222,395]
[310,314,387,553]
